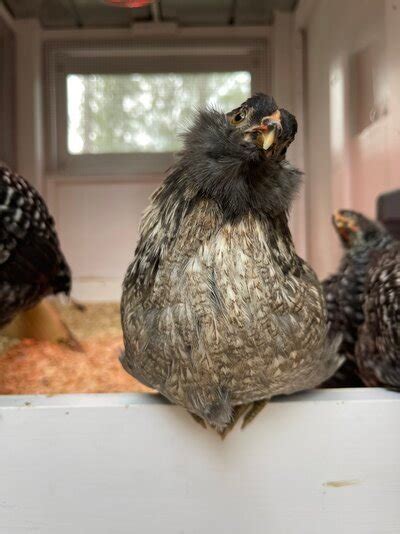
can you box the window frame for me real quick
[44,38,269,176]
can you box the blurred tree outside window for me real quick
[67,72,251,154]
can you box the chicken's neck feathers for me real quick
[169,108,302,221]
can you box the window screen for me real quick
[67,71,251,155]
[45,39,269,174]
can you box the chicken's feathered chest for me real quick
[124,197,323,339]
[150,201,304,306]
[122,197,330,405]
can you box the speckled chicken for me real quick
[0,163,73,335]
[356,242,400,388]
[121,94,341,434]
[322,210,395,387]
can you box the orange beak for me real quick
[333,211,359,237]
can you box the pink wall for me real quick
[303,0,399,279]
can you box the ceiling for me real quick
[2,0,298,28]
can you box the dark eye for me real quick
[232,111,246,124]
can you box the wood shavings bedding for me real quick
[0,302,154,395]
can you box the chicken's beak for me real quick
[333,211,358,241]
[333,211,346,229]
[245,109,282,151]
[333,211,354,230]
[259,109,282,150]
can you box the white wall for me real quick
[300,0,399,279]
[47,176,160,301]
[0,389,399,534]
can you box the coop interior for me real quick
[0,0,399,396]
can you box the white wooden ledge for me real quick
[0,389,399,533]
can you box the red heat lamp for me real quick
[104,0,155,7]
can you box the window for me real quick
[67,72,251,155]
[45,39,269,175]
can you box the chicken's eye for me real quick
[232,111,246,124]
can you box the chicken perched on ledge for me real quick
[322,210,395,387]
[121,94,341,435]
[0,164,79,348]
[356,242,400,389]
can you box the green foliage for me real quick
[67,72,250,154]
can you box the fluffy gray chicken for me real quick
[121,94,341,434]
[322,210,395,387]
[356,242,400,388]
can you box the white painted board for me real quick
[0,389,399,533]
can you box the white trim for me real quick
[0,387,398,408]
[0,388,399,534]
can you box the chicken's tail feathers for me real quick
[189,386,233,431]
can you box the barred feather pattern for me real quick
[121,109,341,429]
[322,274,363,387]
[356,243,400,388]
[323,232,394,361]
[0,164,71,326]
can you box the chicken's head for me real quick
[226,93,297,161]
[332,210,383,248]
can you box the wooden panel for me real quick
[0,389,399,533]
